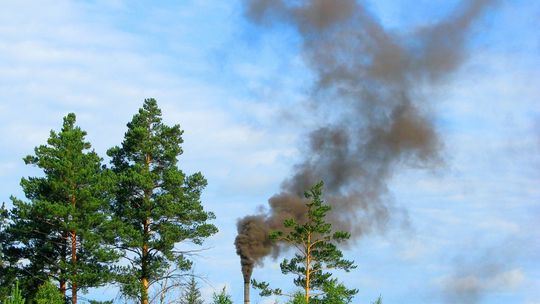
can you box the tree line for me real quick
[1,99,217,304]
[0,99,372,304]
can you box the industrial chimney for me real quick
[243,273,250,304]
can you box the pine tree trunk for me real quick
[142,218,150,304]
[60,280,66,299]
[70,194,78,304]
[141,153,152,304]
[60,232,68,300]
[71,229,77,304]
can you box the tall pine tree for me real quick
[253,182,357,303]
[8,113,117,303]
[108,99,218,304]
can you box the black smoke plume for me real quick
[235,0,497,280]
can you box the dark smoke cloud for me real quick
[236,0,497,279]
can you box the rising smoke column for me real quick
[235,0,497,281]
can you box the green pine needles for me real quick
[107,99,218,304]
[212,287,233,304]
[253,181,358,304]
[0,99,369,303]
[8,113,117,303]
[3,282,24,304]
[34,281,64,304]
[1,99,217,304]
[179,276,204,304]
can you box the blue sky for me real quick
[0,1,539,303]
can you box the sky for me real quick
[0,1,539,303]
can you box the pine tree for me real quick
[212,287,233,304]
[108,99,218,304]
[3,281,25,304]
[179,276,203,304]
[8,113,117,303]
[253,182,357,303]
[34,281,64,304]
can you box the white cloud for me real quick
[0,162,17,177]
[397,238,428,260]
[0,2,301,303]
